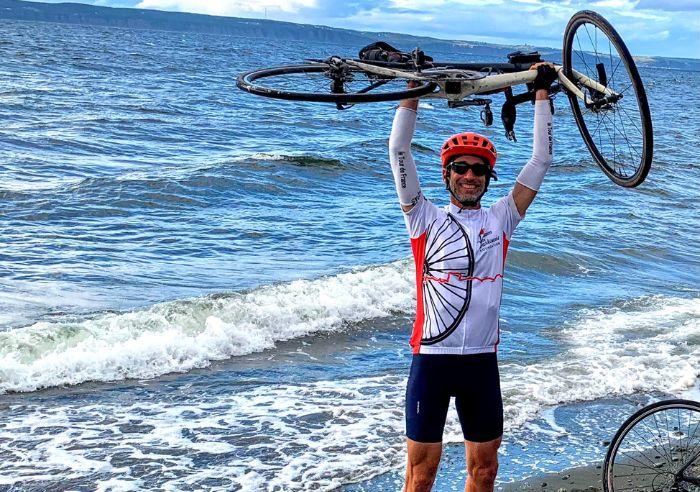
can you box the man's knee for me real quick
[405,439,442,491]
[469,461,498,487]
[466,436,501,489]
[408,469,438,491]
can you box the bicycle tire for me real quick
[563,10,653,187]
[237,62,437,104]
[603,399,700,492]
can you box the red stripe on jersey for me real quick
[496,231,511,351]
[409,232,427,353]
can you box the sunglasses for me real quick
[447,162,490,176]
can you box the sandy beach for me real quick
[345,446,605,492]
[500,463,603,491]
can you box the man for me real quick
[388,63,557,492]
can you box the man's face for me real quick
[444,155,488,204]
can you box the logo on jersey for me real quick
[478,228,500,252]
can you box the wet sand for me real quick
[344,459,604,491]
[500,463,603,491]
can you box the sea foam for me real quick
[0,260,414,394]
[0,295,697,490]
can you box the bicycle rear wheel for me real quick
[563,10,653,187]
[237,61,437,104]
[603,399,700,492]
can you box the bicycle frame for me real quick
[348,60,618,108]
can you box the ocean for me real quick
[0,19,698,491]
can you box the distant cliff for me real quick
[1,0,697,71]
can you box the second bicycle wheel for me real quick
[563,10,653,187]
[237,61,437,104]
[604,399,700,492]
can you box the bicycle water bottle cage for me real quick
[507,51,542,64]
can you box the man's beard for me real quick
[450,180,485,204]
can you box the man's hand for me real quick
[530,62,557,100]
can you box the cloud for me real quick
[328,0,698,57]
[135,0,317,15]
[636,0,700,11]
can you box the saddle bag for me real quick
[359,42,424,63]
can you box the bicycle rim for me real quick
[604,399,700,492]
[237,63,437,104]
[563,10,653,187]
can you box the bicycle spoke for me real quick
[618,105,643,136]
[652,412,676,467]
[616,81,634,96]
[612,470,675,478]
[682,410,700,461]
[610,57,623,90]
[600,111,632,176]
[616,449,668,472]
[614,109,641,174]
[575,34,594,80]
[614,103,642,159]
[583,24,600,69]
[627,419,674,468]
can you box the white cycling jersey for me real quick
[403,193,521,354]
[389,102,552,354]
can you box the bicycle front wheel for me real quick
[563,10,653,187]
[237,62,437,104]
[603,399,700,492]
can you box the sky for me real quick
[40,0,700,58]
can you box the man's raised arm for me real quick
[512,63,556,216]
[389,94,422,213]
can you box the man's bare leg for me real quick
[404,438,443,492]
[464,437,501,492]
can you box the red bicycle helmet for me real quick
[440,132,497,169]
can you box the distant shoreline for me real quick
[1,0,698,71]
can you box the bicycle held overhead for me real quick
[238,10,653,188]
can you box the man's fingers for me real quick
[529,61,555,71]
